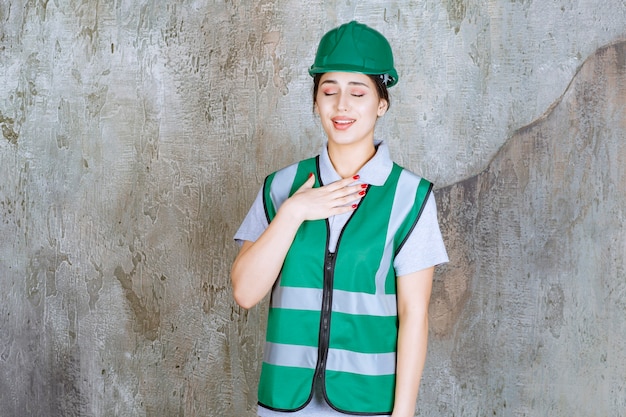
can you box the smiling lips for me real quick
[332,117,356,130]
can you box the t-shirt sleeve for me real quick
[233,187,269,246]
[394,192,449,276]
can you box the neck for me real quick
[327,141,377,179]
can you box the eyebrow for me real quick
[320,79,371,88]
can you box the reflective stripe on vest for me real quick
[264,342,396,375]
[259,156,432,414]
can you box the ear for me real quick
[377,99,388,117]
[314,102,319,114]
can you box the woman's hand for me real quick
[231,174,366,309]
[281,173,366,223]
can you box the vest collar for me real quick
[318,140,394,186]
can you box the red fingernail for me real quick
[358,190,366,196]
[353,175,360,180]
[309,172,314,179]
[360,184,368,189]
[351,203,358,209]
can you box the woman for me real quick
[232,21,448,417]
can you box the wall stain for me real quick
[86,259,104,311]
[615,41,626,72]
[85,85,109,118]
[2,51,41,146]
[25,245,71,305]
[50,345,87,417]
[543,283,565,338]
[443,0,467,34]
[0,111,18,144]
[430,179,478,338]
[262,30,290,95]
[113,252,161,341]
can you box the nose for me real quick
[337,92,349,111]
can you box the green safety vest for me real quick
[258,156,432,414]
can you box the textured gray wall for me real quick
[426,41,626,417]
[0,1,624,416]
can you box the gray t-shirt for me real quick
[234,141,449,416]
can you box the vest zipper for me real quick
[315,200,362,398]
[316,250,336,383]
[314,167,363,405]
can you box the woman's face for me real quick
[314,72,388,149]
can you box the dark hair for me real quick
[312,73,391,112]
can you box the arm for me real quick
[391,266,434,417]
[231,174,365,309]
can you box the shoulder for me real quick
[393,163,433,188]
[270,160,302,175]
[266,157,318,180]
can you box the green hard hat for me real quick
[309,21,398,87]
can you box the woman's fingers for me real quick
[315,179,365,204]
[323,175,361,192]
[286,173,368,221]
[296,174,364,198]
[329,182,367,206]
[294,172,316,193]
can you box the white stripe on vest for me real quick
[264,342,396,376]
[269,163,298,210]
[373,169,421,294]
[271,286,397,316]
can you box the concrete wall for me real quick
[426,41,626,416]
[0,1,624,416]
